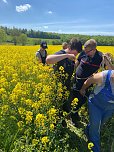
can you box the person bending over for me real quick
[80,70,114,152]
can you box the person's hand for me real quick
[67,54,76,61]
[80,89,86,96]
[103,53,114,70]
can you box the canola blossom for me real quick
[0,45,114,151]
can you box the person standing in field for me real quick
[46,38,82,126]
[80,70,114,152]
[35,41,48,65]
[46,38,82,91]
[69,39,104,126]
[62,42,68,50]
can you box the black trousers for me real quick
[63,88,90,122]
[61,77,91,121]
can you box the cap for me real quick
[40,41,48,49]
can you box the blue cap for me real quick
[40,41,48,49]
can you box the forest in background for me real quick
[0,26,114,46]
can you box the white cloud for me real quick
[43,26,48,29]
[58,29,62,33]
[16,4,31,12]
[2,0,7,3]
[48,11,52,14]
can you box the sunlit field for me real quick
[48,45,114,55]
[0,45,114,152]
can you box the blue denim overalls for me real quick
[87,70,114,152]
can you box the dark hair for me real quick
[69,38,82,53]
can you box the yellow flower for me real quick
[0,88,6,95]
[50,124,54,130]
[10,94,18,104]
[41,136,49,144]
[1,105,9,114]
[35,113,46,127]
[11,78,17,84]
[71,98,79,109]
[32,102,40,110]
[32,139,39,146]
[25,99,33,106]
[12,73,18,79]
[18,107,25,115]
[58,82,63,88]
[0,77,8,89]
[59,66,64,71]
[88,142,94,151]
[48,108,57,116]
[17,121,24,128]
[63,111,68,117]
[25,111,33,124]
[47,108,58,123]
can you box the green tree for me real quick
[0,28,7,44]
[11,27,21,45]
[19,34,27,45]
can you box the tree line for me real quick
[0,26,114,46]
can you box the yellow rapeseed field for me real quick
[0,45,114,151]
[0,45,68,151]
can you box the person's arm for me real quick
[74,51,83,68]
[104,57,114,70]
[80,72,103,96]
[36,52,42,63]
[46,54,76,64]
[103,53,114,70]
[74,60,80,68]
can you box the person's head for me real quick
[40,41,48,50]
[84,39,97,57]
[68,38,82,56]
[62,42,68,50]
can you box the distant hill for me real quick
[1,26,114,46]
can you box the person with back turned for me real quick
[46,38,82,126]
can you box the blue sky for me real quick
[0,0,114,35]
